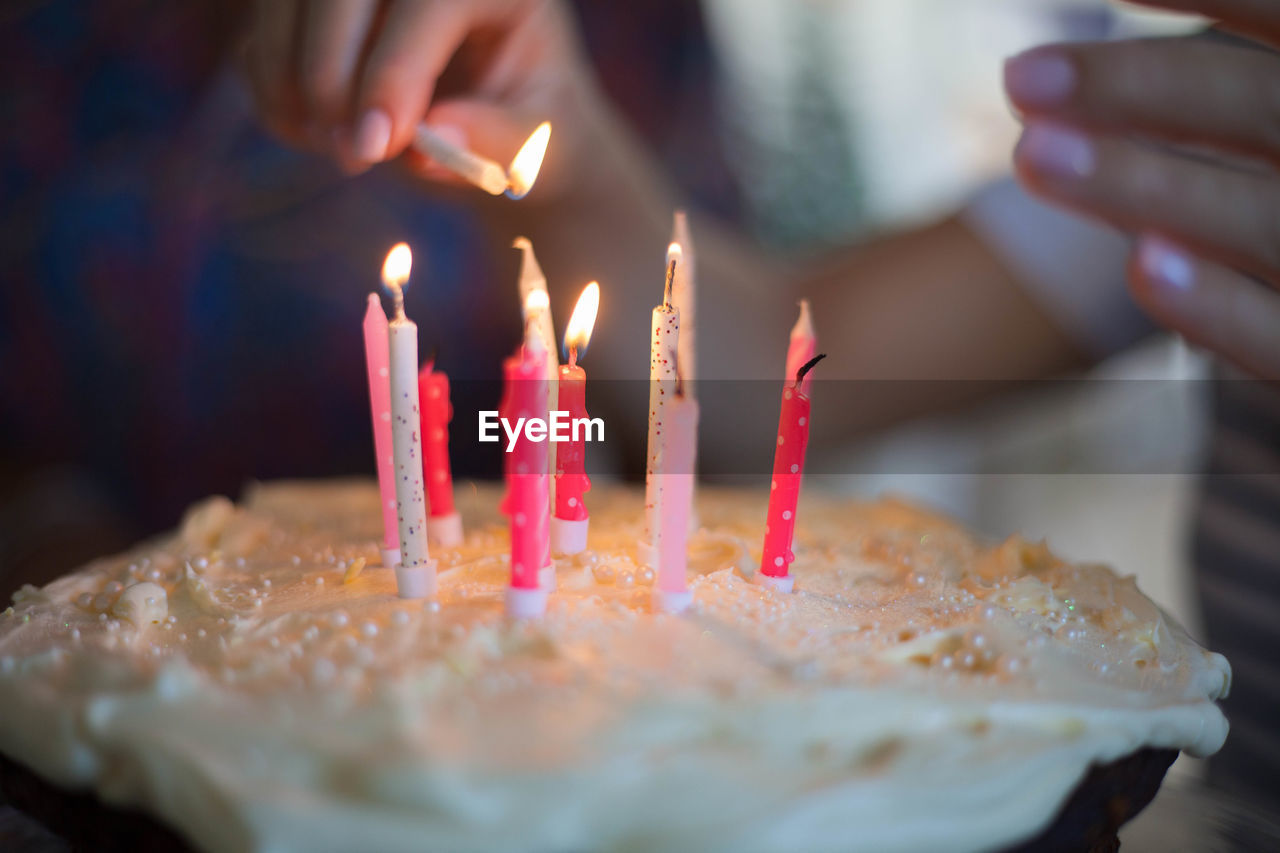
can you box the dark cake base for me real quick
[0,748,1178,852]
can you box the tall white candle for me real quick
[382,244,436,599]
[643,244,682,568]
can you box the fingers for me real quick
[1130,235,1280,379]
[296,0,379,129]
[1120,0,1280,49]
[352,0,516,164]
[404,101,547,194]
[1005,40,1280,165]
[244,0,304,144]
[244,0,550,177]
[426,100,537,162]
[1014,122,1280,281]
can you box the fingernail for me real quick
[424,124,467,149]
[354,108,392,163]
[1004,49,1075,107]
[1139,237,1196,294]
[1018,123,1095,180]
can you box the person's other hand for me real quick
[241,0,594,199]
[1005,0,1280,379]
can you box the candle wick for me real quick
[568,345,578,368]
[388,282,407,320]
[663,258,677,308]
[794,353,827,388]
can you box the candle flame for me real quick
[381,243,413,289]
[506,122,552,199]
[564,281,600,360]
[666,242,683,266]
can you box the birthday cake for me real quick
[0,480,1230,853]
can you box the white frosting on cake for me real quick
[0,480,1230,853]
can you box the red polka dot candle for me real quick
[759,303,824,594]
[551,282,600,555]
[418,360,462,547]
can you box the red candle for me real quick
[500,329,551,617]
[418,360,463,547]
[760,305,824,594]
[418,362,455,516]
[550,282,599,554]
[555,363,590,521]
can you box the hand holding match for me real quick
[413,122,552,200]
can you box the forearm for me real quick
[470,89,1088,457]
[795,215,1089,441]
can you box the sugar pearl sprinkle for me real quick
[0,479,1215,794]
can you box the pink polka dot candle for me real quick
[500,318,551,618]
[759,303,824,594]
[362,294,399,569]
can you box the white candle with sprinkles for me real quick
[641,244,682,570]
[382,243,436,599]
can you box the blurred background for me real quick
[0,0,1202,621]
[1,0,1269,819]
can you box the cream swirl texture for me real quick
[0,481,1230,853]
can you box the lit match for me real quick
[412,121,552,200]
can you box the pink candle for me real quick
[500,330,551,617]
[760,333,825,594]
[653,393,698,610]
[362,294,400,567]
